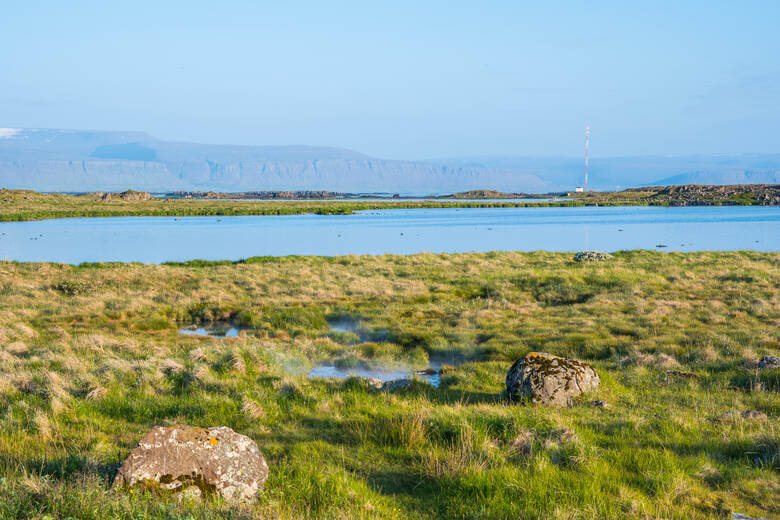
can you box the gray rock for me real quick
[733,514,774,520]
[506,352,600,406]
[573,251,613,262]
[113,425,268,503]
[758,355,780,369]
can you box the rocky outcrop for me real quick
[644,184,780,206]
[573,251,613,262]
[113,425,268,503]
[168,190,352,199]
[117,190,152,201]
[444,189,528,199]
[100,190,152,202]
[506,352,600,406]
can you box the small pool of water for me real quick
[179,325,241,338]
[308,364,441,387]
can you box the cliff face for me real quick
[0,129,548,193]
[0,158,550,193]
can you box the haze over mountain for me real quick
[0,128,778,193]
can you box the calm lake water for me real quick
[0,206,777,263]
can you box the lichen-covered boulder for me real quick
[113,425,268,502]
[506,352,600,406]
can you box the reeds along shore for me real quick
[0,251,777,519]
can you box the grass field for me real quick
[0,251,777,519]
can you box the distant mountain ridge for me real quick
[1,128,778,192]
[648,169,779,186]
[437,154,780,190]
[0,128,548,193]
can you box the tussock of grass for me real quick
[0,251,777,519]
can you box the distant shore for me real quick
[0,184,777,222]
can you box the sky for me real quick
[1,1,779,160]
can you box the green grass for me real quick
[0,251,777,519]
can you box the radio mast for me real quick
[584,125,590,192]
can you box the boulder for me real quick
[382,378,413,392]
[758,355,780,369]
[573,251,613,262]
[113,425,268,503]
[506,352,600,406]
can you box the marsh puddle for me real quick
[327,316,361,334]
[308,362,442,387]
[179,324,241,338]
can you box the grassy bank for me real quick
[1,185,777,221]
[0,251,777,519]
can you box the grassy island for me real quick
[0,251,777,519]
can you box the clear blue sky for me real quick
[2,1,779,159]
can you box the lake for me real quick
[0,206,777,263]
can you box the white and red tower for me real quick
[584,125,590,192]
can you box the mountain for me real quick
[3,128,777,193]
[437,154,780,191]
[0,128,549,194]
